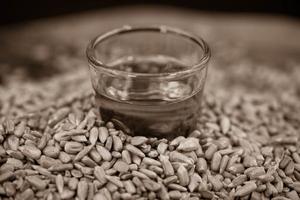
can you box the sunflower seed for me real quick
[286,191,300,200]
[159,155,174,176]
[64,141,83,154]
[3,182,16,197]
[167,183,187,192]
[121,150,132,164]
[49,163,73,172]
[157,142,168,155]
[49,107,70,127]
[205,144,218,160]
[188,173,201,192]
[208,174,223,191]
[140,168,157,179]
[177,165,189,186]
[131,136,148,146]
[143,157,161,166]
[123,180,136,194]
[279,155,292,169]
[229,175,247,187]
[285,161,295,175]
[89,127,99,145]
[105,136,113,151]
[0,171,15,183]
[234,182,257,197]
[211,152,222,171]
[196,157,207,173]
[143,179,161,191]
[14,120,27,137]
[74,145,93,161]
[99,127,109,143]
[168,190,182,199]
[169,151,194,165]
[246,167,265,179]
[93,192,108,200]
[94,166,107,185]
[163,176,178,185]
[220,116,230,134]
[78,180,89,200]
[26,175,47,190]
[17,188,34,200]
[158,183,170,200]
[56,174,64,194]
[113,160,129,173]
[132,171,149,179]
[105,175,123,188]
[112,135,123,152]
[61,189,75,199]
[59,151,72,163]
[43,145,60,158]
[89,149,102,163]
[19,145,41,160]
[96,145,112,161]
[125,144,145,158]
[177,138,199,152]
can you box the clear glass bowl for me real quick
[87,25,210,139]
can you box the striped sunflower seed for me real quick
[64,141,83,154]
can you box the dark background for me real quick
[2,0,299,25]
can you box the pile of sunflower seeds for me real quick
[0,71,300,200]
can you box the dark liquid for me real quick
[95,56,203,139]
